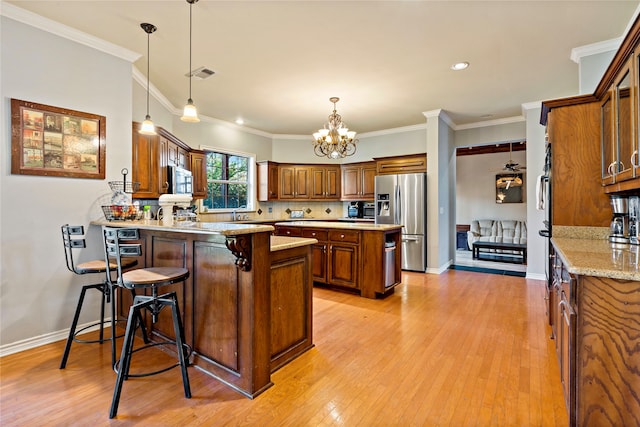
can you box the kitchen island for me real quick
[91,220,316,398]
[549,232,640,426]
[274,221,403,298]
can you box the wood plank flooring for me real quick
[0,270,568,426]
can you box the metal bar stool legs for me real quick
[59,280,112,369]
[109,290,191,419]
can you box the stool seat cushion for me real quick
[76,258,137,274]
[122,267,189,288]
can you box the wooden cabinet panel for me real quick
[328,229,360,244]
[328,243,358,288]
[132,123,159,198]
[279,166,310,199]
[311,166,341,199]
[341,162,376,201]
[190,151,207,199]
[310,243,327,283]
[375,153,427,175]
[547,103,610,227]
[270,245,313,371]
[577,275,640,427]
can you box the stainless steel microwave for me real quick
[168,165,193,194]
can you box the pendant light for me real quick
[139,23,157,135]
[181,0,200,123]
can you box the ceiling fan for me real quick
[496,142,526,172]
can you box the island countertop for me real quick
[274,220,402,232]
[92,219,274,236]
[270,235,318,251]
[551,237,640,281]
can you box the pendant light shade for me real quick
[181,0,200,123]
[139,23,157,135]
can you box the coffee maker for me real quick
[610,195,630,244]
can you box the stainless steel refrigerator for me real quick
[375,173,427,271]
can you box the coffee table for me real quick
[472,241,527,264]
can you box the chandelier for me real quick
[312,97,357,159]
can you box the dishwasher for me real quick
[384,241,396,288]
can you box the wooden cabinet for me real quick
[311,166,340,199]
[131,122,197,199]
[274,224,401,298]
[542,100,610,228]
[551,252,576,424]
[374,153,427,175]
[602,57,634,185]
[258,162,342,201]
[190,150,207,199]
[327,230,360,289]
[257,161,279,201]
[279,165,311,199]
[341,162,376,201]
[548,242,640,426]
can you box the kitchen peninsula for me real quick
[91,220,316,398]
[274,221,403,298]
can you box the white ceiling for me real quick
[5,1,639,135]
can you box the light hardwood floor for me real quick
[0,270,568,426]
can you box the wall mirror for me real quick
[496,173,523,203]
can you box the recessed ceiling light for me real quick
[235,118,244,125]
[451,61,469,71]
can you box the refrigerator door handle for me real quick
[402,236,420,242]
[395,185,401,224]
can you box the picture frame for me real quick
[11,98,106,179]
[496,173,524,203]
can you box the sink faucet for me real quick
[232,210,236,221]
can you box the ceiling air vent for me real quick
[185,66,215,80]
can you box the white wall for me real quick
[456,150,527,224]
[1,16,134,347]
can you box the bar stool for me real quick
[59,224,143,369]
[102,226,191,419]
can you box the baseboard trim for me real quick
[426,259,452,275]
[0,320,105,358]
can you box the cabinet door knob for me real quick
[340,234,345,239]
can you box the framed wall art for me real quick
[11,98,106,179]
[496,173,523,203]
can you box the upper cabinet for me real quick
[131,122,205,199]
[602,57,634,185]
[311,165,340,199]
[374,153,427,175]
[341,162,376,201]
[190,150,207,199]
[279,165,311,199]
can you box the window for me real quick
[201,147,255,212]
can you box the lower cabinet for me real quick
[275,225,402,298]
[549,243,640,426]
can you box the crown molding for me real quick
[570,37,623,64]
[1,2,139,63]
[454,115,524,131]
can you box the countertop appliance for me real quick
[362,203,375,219]
[375,172,427,271]
[609,195,630,244]
[348,202,362,218]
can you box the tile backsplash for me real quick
[199,200,348,222]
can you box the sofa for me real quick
[466,219,527,251]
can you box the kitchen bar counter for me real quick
[91,219,314,398]
[551,237,640,281]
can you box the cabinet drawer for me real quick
[276,226,302,237]
[328,229,360,243]
[302,229,328,241]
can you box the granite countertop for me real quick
[274,220,402,232]
[92,219,274,236]
[552,236,640,281]
[270,236,318,252]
